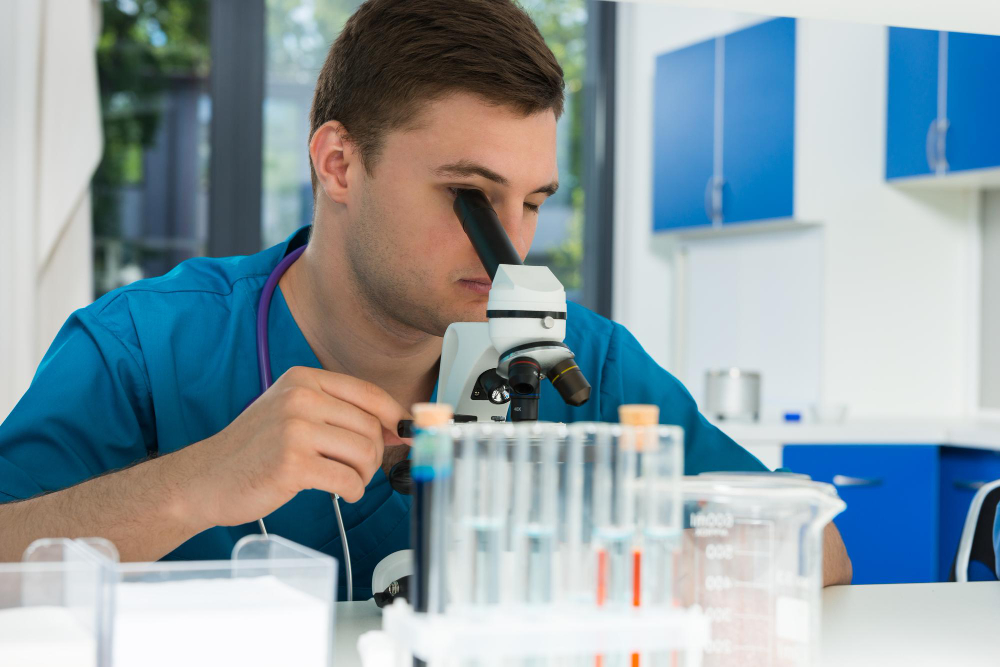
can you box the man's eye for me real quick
[524,203,540,213]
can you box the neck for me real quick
[278,238,441,411]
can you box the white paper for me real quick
[112,575,330,667]
[0,606,97,667]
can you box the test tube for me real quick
[618,405,659,667]
[562,424,586,603]
[451,425,507,608]
[410,402,454,636]
[519,424,560,604]
[639,422,684,609]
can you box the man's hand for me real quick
[0,366,411,563]
[177,366,411,529]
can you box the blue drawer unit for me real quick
[721,17,795,225]
[652,40,716,231]
[652,18,795,231]
[782,445,940,584]
[938,447,1000,581]
[886,27,1000,180]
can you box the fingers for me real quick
[282,384,384,448]
[302,456,367,503]
[287,366,413,435]
[306,423,382,484]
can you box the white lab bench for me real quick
[821,581,1000,666]
[333,581,1000,667]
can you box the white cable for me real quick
[257,497,352,602]
[332,493,353,602]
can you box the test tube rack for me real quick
[394,420,707,666]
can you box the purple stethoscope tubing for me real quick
[252,242,355,600]
[256,244,307,394]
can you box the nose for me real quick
[494,201,532,261]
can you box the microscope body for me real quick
[437,263,586,421]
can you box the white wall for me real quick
[614,3,980,419]
[613,5,763,370]
[680,227,824,419]
[627,0,1000,37]
[981,192,1000,411]
[793,19,977,418]
[0,0,100,421]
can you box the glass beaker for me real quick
[677,473,845,667]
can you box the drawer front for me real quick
[782,445,939,584]
[939,447,1000,581]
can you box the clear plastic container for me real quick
[677,474,846,667]
[393,420,700,666]
[109,535,335,667]
[0,538,114,667]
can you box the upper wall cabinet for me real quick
[887,28,1000,183]
[653,18,796,232]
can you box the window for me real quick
[92,0,211,297]
[520,0,588,301]
[262,0,363,248]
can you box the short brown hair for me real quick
[309,0,564,185]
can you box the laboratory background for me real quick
[1,0,999,665]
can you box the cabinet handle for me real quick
[925,119,938,173]
[935,118,949,173]
[832,474,883,488]
[953,480,987,491]
[704,176,714,222]
[925,118,950,174]
[703,176,723,224]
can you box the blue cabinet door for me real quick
[938,447,1000,581]
[782,445,940,584]
[946,32,1000,173]
[721,17,795,224]
[886,27,939,180]
[652,40,716,231]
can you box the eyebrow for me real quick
[434,160,559,196]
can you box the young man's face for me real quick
[343,92,559,337]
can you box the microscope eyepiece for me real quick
[548,357,591,407]
[453,189,522,280]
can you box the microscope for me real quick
[375,190,592,606]
[437,189,591,422]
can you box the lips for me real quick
[459,278,492,295]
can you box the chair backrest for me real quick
[950,478,1000,582]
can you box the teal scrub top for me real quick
[0,226,766,599]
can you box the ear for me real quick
[310,120,357,205]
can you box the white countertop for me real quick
[333,582,1000,667]
[711,418,1000,451]
[822,581,1000,666]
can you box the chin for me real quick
[443,302,489,327]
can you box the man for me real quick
[0,0,850,597]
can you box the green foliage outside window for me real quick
[93,0,209,240]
